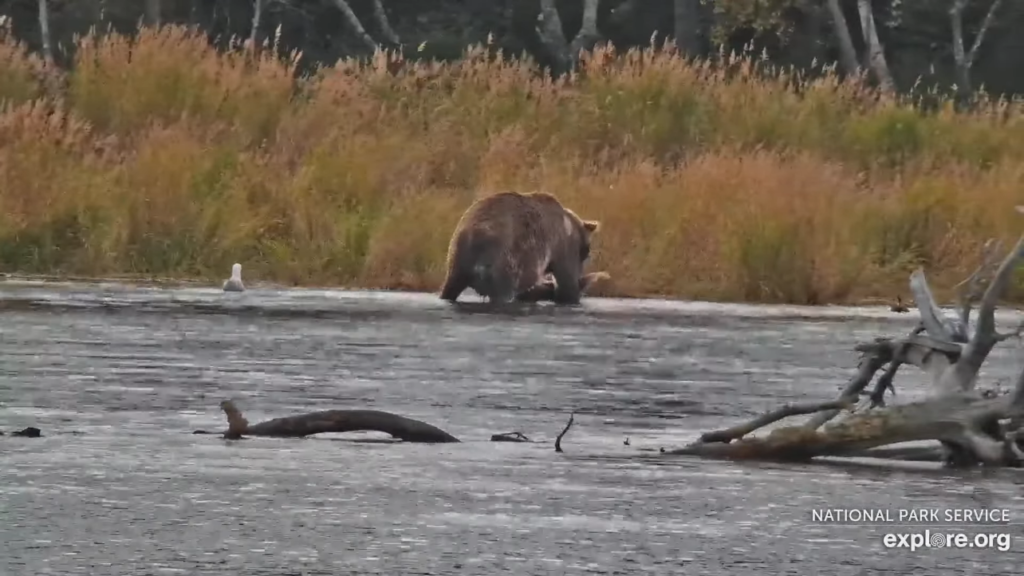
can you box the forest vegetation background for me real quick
[0,0,1022,304]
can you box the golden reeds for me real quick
[1,25,1022,304]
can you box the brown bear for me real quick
[440,191,601,304]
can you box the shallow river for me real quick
[2,280,1024,575]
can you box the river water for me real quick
[1,280,1023,575]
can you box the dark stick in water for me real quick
[554,412,575,453]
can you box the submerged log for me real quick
[666,231,1024,468]
[2,426,42,438]
[210,400,461,443]
[491,431,533,442]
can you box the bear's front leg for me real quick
[549,259,583,305]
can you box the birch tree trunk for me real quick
[536,0,602,75]
[144,0,162,27]
[330,0,381,51]
[857,0,895,91]
[673,0,702,58]
[950,0,1005,98]
[249,0,263,48]
[37,0,53,65]
[824,0,861,76]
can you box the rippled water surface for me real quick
[2,280,1024,575]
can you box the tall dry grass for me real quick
[1,25,1023,304]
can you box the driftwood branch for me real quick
[938,235,1024,394]
[211,400,460,443]
[554,412,574,452]
[670,389,1023,464]
[910,269,967,343]
[666,230,1024,468]
[802,337,895,429]
[868,347,904,408]
[491,431,532,442]
[701,400,855,444]
[861,334,962,408]
[952,238,1001,328]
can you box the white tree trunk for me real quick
[673,0,702,57]
[330,0,380,52]
[370,0,401,46]
[38,0,53,65]
[856,0,895,91]
[249,0,263,48]
[823,0,861,76]
[536,0,603,75]
[949,0,1005,97]
[145,0,161,27]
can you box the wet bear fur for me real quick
[440,191,601,304]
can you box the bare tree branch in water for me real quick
[555,412,575,453]
[664,230,1024,468]
[699,400,855,444]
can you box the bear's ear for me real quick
[583,220,600,233]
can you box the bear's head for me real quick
[578,219,599,262]
[563,208,600,263]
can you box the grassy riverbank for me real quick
[1,25,1022,304]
